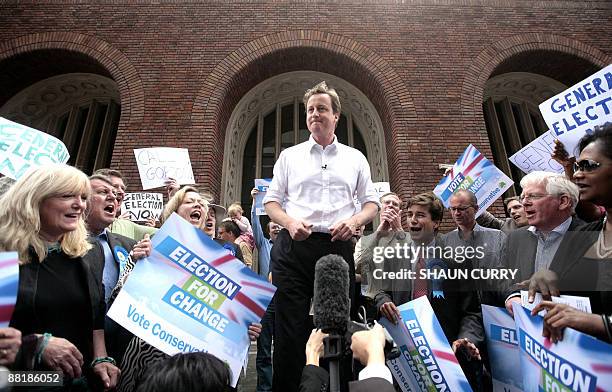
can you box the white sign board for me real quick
[121,193,164,222]
[539,64,612,156]
[0,117,70,180]
[134,148,195,190]
[509,131,564,174]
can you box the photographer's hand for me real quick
[305,329,328,367]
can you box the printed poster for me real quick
[380,296,473,392]
[482,305,523,392]
[433,144,513,217]
[108,213,276,386]
[254,178,272,216]
[121,193,164,222]
[0,117,70,180]
[539,64,612,156]
[512,303,612,392]
[0,252,19,328]
[134,147,195,190]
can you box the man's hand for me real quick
[452,338,481,361]
[531,301,604,343]
[248,323,262,341]
[164,177,180,198]
[92,361,121,390]
[0,327,20,366]
[505,296,521,317]
[350,323,386,366]
[305,329,328,366]
[251,188,258,199]
[377,205,401,233]
[42,337,84,379]
[130,234,152,260]
[329,219,357,242]
[523,269,560,302]
[379,302,400,325]
[287,218,313,241]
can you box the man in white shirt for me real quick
[264,81,379,392]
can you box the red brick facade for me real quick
[0,1,610,230]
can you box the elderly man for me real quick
[263,81,379,392]
[373,192,485,390]
[503,171,585,314]
[441,189,506,306]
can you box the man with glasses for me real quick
[503,171,584,315]
[441,189,506,306]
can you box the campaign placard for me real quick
[380,296,473,392]
[512,303,612,392]
[121,193,164,222]
[0,117,70,180]
[254,178,272,216]
[433,144,513,217]
[482,305,523,392]
[134,147,195,190]
[539,64,612,156]
[508,131,564,175]
[107,213,276,386]
[0,252,19,328]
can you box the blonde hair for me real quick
[161,186,209,227]
[227,202,243,216]
[0,165,92,264]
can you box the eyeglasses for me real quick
[519,194,548,203]
[573,159,603,173]
[449,205,474,212]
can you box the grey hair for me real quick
[520,171,579,212]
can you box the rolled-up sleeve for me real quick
[355,154,380,209]
[263,151,286,206]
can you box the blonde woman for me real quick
[0,165,120,390]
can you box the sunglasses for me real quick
[573,159,602,173]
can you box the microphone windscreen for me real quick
[313,254,350,334]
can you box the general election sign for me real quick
[512,303,612,392]
[0,117,70,180]
[509,131,564,175]
[134,147,195,190]
[482,305,523,392]
[107,213,276,386]
[121,193,164,222]
[539,64,612,156]
[380,296,472,392]
[433,145,513,217]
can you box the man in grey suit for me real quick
[503,171,584,315]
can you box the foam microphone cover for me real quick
[313,254,350,334]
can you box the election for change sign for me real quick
[539,64,612,156]
[254,178,272,216]
[107,213,276,386]
[0,117,70,180]
[134,147,195,190]
[433,145,513,217]
[121,193,164,222]
[482,305,523,392]
[509,131,564,175]
[512,303,612,392]
[380,296,473,392]
[0,252,19,328]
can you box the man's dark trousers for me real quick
[271,230,356,392]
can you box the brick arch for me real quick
[191,30,416,199]
[0,32,145,139]
[461,33,611,132]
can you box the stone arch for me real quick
[461,33,610,135]
[0,32,145,150]
[190,30,416,199]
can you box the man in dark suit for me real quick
[502,171,585,315]
[372,192,484,390]
[86,174,152,362]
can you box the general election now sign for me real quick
[0,117,70,180]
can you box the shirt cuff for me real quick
[505,292,521,305]
[358,363,393,384]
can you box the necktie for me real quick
[413,257,428,299]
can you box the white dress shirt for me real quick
[263,135,379,233]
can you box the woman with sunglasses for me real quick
[532,123,612,343]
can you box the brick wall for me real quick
[0,0,610,231]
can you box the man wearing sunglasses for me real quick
[503,171,584,315]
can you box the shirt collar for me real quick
[528,216,573,237]
[308,134,338,151]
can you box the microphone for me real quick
[313,254,350,334]
[322,164,327,170]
